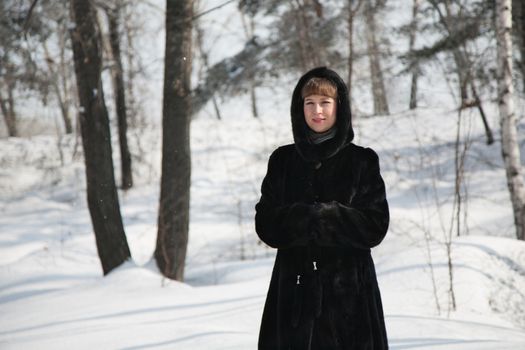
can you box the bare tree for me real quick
[70,0,131,274]
[347,0,363,103]
[104,1,133,190]
[43,41,73,134]
[408,0,420,109]
[0,82,17,137]
[155,0,193,281]
[239,7,258,118]
[0,0,19,137]
[512,0,525,92]
[195,19,222,120]
[293,0,321,71]
[413,0,494,144]
[38,0,75,135]
[364,0,389,115]
[495,0,525,240]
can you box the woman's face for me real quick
[303,94,337,133]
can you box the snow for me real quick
[1,1,525,349]
[1,107,525,349]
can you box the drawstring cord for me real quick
[309,244,323,319]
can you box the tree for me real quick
[155,0,193,281]
[346,0,363,103]
[408,0,420,109]
[70,0,131,274]
[407,0,494,144]
[0,1,25,137]
[239,6,259,118]
[1,0,76,137]
[495,0,525,240]
[39,0,74,135]
[364,0,389,115]
[512,0,525,92]
[104,1,133,190]
[195,15,222,120]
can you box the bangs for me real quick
[301,77,338,99]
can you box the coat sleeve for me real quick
[312,148,389,249]
[255,148,314,249]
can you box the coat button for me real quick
[314,162,322,170]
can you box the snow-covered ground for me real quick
[2,0,525,349]
[1,102,525,349]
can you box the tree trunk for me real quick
[347,0,363,104]
[430,0,494,144]
[69,0,131,274]
[496,0,525,240]
[250,84,259,118]
[58,27,74,134]
[240,10,259,118]
[155,0,193,281]
[513,0,525,92]
[107,5,133,190]
[0,91,17,137]
[408,0,420,109]
[470,81,494,145]
[294,0,320,71]
[43,42,73,134]
[520,0,525,93]
[122,4,139,127]
[0,80,18,137]
[196,19,222,120]
[364,0,389,115]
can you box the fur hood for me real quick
[291,67,354,162]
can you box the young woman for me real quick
[255,67,389,349]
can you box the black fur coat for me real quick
[255,67,389,349]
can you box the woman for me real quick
[255,67,389,349]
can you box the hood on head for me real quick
[290,66,354,162]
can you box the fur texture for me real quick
[255,67,389,349]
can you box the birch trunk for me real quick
[496,0,525,240]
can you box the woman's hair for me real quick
[300,77,338,99]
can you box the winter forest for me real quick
[1,0,525,348]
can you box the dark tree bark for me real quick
[106,4,133,190]
[0,67,18,137]
[239,9,259,118]
[364,0,389,115]
[69,0,131,274]
[347,0,363,105]
[513,0,525,92]
[0,87,17,137]
[408,0,420,109]
[293,0,320,71]
[155,0,193,281]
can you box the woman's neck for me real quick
[309,127,337,145]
